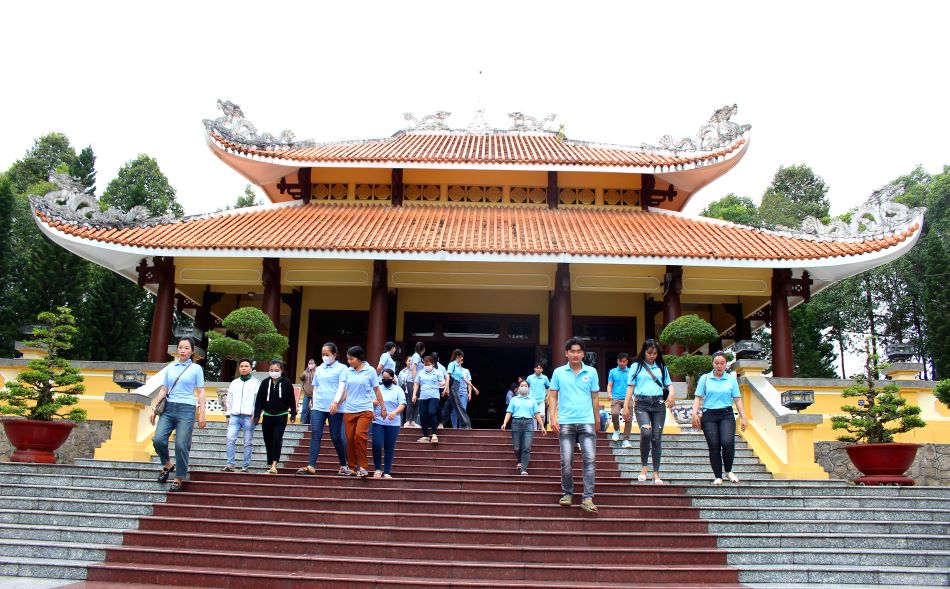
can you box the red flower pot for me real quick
[843,442,921,486]
[1,418,76,463]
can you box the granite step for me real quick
[718,532,950,550]
[0,556,89,581]
[736,563,950,586]
[726,547,950,567]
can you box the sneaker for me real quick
[611,431,620,442]
[357,468,369,478]
[712,478,723,486]
[382,473,393,479]
[373,470,383,478]
[339,467,354,476]
[430,434,439,444]
[437,424,444,429]
[520,471,528,476]
[417,436,431,443]
[621,440,633,449]
[240,467,249,473]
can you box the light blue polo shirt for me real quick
[446,360,464,381]
[550,363,599,425]
[607,365,630,400]
[373,384,406,426]
[312,360,347,412]
[696,371,740,410]
[415,368,443,400]
[628,361,671,396]
[342,364,380,413]
[525,373,550,406]
[378,351,396,373]
[409,353,424,382]
[164,360,204,405]
[506,395,538,419]
[458,368,471,396]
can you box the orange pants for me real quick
[343,411,374,471]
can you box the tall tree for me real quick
[923,231,950,379]
[5,133,77,193]
[0,178,19,357]
[101,155,184,217]
[69,146,97,196]
[789,302,837,378]
[759,164,830,229]
[74,267,150,362]
[809,276,866,378]
[234,184,261,209]
[700,193,758,226]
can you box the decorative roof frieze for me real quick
[401,110,558,134]
[794,184,926,240]
[30,173,175,229]
[643,104,751,152]
[202,99,315,150]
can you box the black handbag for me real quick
[640,363,671,401]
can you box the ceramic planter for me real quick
[844,442,921,486]
[1,418,75,463]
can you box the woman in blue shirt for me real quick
[334,346,387,478]
[691,351,749,485]
[622,339,673,484]
[412,355,445,444]
[372,368,406,478]
[501,383,546,475]
[296,342,349,476]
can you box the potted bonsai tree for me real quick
[0,306,86,462]
[831,354,927,485]
[659,314,720,398]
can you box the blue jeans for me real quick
[153,402,196,480]
[449,387,470,428]
[403,383,416,425]
[308,409,346,468]
[511,418,535,470]
[371,423,401,474]
[634,395,667,471]
[418,398,440,437]
[300,396,312,425]
[558,422,596,500]
[225,414,254,469]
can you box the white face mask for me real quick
[322,356,332,365]
[269,371,282,380]
[424,365,434,373]
[518,387,529,396]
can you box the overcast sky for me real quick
[2,1,948,217]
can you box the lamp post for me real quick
[732,339,763,360]
[112,370,147,392]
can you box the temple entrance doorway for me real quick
[403,312,541,428]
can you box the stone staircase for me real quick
[0,421,944,587]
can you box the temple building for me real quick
[31,102,923,426]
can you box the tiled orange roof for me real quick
[37,203,918,262]
[210,130,745,170]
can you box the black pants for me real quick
[261,414,288,464]
[700,407,736,479]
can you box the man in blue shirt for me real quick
[525,363,550,431]
[607,353,631,447]
[549,337,600,513]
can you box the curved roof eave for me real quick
[33,208,923,285]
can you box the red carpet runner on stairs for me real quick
[85,428,746,588]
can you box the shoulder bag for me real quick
[154,364,193,416]
[640,362,671,401]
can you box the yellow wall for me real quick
[295,285,372,374]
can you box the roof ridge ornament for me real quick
[796,184,925,239]
[31,173,174,229]
[403,111,452,130]
[508,112,556,132]
[203,99,314,150]
[643,104,751,152]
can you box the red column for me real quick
[261,258,281,366]
[550,264,572,357]
[367,260,388,360]
[662,265,683,355]
[146,257,175,363]
[771,269,794,377]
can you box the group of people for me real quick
[150,334,749,505]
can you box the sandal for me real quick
[168,480,184,493]
[158,464,174,483]
[266,466,278,475]
[580,499,599,513]
[653,478,664,485]
[221,465,235,472]
[726,472,740,484]
[295,467,316,475]
[430,434,439,444]
[558,494,572,507]
[637,473,648,482]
